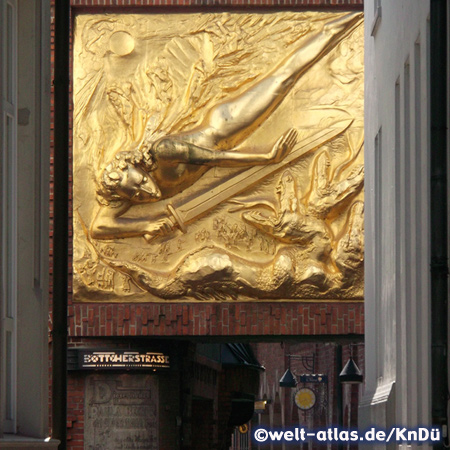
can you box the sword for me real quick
[144,119,353,241]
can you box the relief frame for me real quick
[72,11,364,303]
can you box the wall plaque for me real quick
[73,12,364,303]
[85,374,158,450]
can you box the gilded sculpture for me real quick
[73,11,364,302]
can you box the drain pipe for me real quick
[52,0,70,448]
[430,0,448,447]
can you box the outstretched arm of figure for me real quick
[179,12,363,149]
[90,203,174,240]
[154,128,297,167]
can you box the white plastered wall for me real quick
[0,0,55,445]
[360,1,432,449]
[15,0,51,438]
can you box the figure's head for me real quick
[97,148,161,205]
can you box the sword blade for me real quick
[171,119,353,227]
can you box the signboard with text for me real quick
[68,349,170,371]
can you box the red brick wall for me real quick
[68,302,364,337]
[66,374,85,450]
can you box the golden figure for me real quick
[72,11,364,302]
[91,13,361,240]
[92,129,297,239]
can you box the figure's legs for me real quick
[179,12,362,149]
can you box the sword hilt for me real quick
[167,204,187,233]
[143,204,186,243]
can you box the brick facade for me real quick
[68,302,364,337]
[50,1,365,448]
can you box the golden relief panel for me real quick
[72,11,364,302]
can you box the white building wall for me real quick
[0,0,58,447]
[360,1,432,448]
